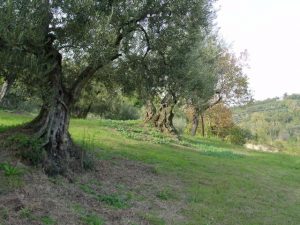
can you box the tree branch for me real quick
[69,4,169,103]
[69,53,121,102]
[137,24,151,58]
[204,92,222,111]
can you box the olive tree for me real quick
[0,0,215,174]
[188,47,252,136]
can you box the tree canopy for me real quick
[0,0,219,174]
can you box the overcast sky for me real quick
[215,0,300,100]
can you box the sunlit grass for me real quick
[1,110,300,225]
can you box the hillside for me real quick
[0,110,300,225]
[233,94,300,153]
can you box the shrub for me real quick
[226,127,252,145]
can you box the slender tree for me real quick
[188,47,252,136]
[183,37,221,136]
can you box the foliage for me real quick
[91,95,140,120]
[184,35,221,109]
[0,0,218,163]
[0,82,41,113]
[233,94,300,152]
[0,162,23,176]
[216,49,252,105]
[205,103,235,138]
[72,81,140,120]
[225,127,252,145]
[0,0,216,109]
[184,46,252,136]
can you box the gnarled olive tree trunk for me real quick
[26,40,79,175]
[144,99,156,123]
[153,93,177,135]
[28,99,77,175]
[24,34,120,175]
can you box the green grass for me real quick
[0,162,23,176]
[142,213,166,225]
[79,183,130,208]
[80,214,105,225]
[71,204,105,225]
[1,110,300,225]
[41,216,56,225]
[19,207,34,220]
[156,188,177,201]
[0,110,32,132]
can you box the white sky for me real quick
[215,0,300,100]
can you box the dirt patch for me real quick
[244,143,279,153]
[0,155,187,225]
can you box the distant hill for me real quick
[232,94,300,153]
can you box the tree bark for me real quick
[153,93,177,135]
[144,99,156,123]
[191,108,199,136]
[200,113,205,137]
[190,93,222,137]
[25,38,80,175]
[27,101,79,175]
[0,73,16,104]
[0,80,8,103]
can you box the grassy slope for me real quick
[0,110,300,225]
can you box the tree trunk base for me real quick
[191,111,199,136]
[144,100,156,123]
[153,95,177,135]
[25,105,82,176]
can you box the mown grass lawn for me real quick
[1,110,300,225]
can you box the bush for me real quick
[114,104,140,120]
[225,127,252,145]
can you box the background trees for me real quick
[186,47,252,136]
[233,94,300,151]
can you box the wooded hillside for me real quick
[233,94,300,152]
